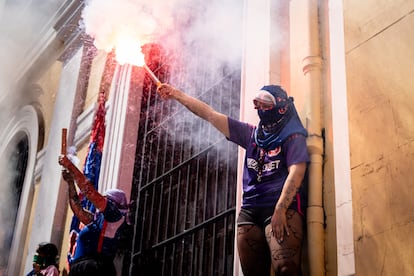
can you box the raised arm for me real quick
[61,170,94,225]
[157,84,230,138]
[59,155,107,211]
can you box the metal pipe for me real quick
[294,0,326,274]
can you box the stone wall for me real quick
[344,1,414,275]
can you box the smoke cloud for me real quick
[81,0,243,149]
[0,0,243,272]
[0,2,62,273]
[0,3,24,273]
[81,0,243,84]
[0,157,18,274]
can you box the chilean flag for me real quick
[69,92,106,235]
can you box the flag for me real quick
[68,91,106,263]
[79,91,106,213]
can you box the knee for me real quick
[277,261,300,276]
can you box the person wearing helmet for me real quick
[157,83,309,275]
[26,242,59,276]
[59,156,129,276]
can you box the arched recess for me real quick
[0,104,43,275]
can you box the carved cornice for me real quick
[54,0,88,63]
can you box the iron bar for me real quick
[130,208,235,252]
[138,139,226,192]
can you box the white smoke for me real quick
[81,0,156,52]
[0,2,60,273]
[81,0,243,149]
[81,0,243,80]
[0,2,243,272]
[0,156,18,272]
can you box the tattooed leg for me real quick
[265,209,304,276]
[237,224,271,276]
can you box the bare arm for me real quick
[62,170,94,225]
[157,84,230,138]
[271,162,307,241]
[59,155,107,211]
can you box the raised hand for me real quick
[59,155,72,169]
[157,83,177,99]
[61,169,74,183]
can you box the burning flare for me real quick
[114,34,161,86]
[115,35,145,66]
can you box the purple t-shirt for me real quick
[228,117,309,208]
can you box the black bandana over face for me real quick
[254,85,306,151]
[257,85,291,125]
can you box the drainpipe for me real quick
[299,0,325,275]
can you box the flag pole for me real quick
[61,128,67,155]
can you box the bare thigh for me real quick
[265,209,304,275]
[237,224,271,276]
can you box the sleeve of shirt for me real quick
[227,117,255,149]
[42,265,59,276]
[284,134,310,167]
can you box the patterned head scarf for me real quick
[254,85,307,151]
[104,188,128,210]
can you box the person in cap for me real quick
[59,155,129,276]
[26,242,59,276]
[157,84,309,275]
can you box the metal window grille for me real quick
[129,66,241,275]
[126,1,243,273]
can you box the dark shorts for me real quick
[237,206,275,228]
[69,255,116,276]
[237,194,305,228]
